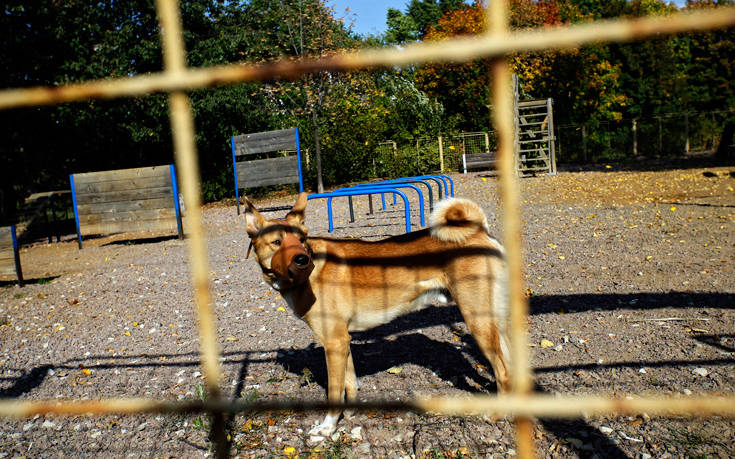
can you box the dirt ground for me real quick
[1,160,734,458]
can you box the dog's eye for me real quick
[272,239,281,246]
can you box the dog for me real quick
[243,192,510,436]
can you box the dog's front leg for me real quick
[308,333,351,437]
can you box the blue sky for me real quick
[330,0,689,37]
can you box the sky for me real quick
[330,0,690,37]
[329,0,408,36]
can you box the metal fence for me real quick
[556,109,735,162]
[1,1,735,458]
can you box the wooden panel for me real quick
[74,175,172,195]
[76,197,175,215]
[75,186,174,205]
[232,128,297,156]
[81,219,178,237]
[0,227,18,278]
[236,156,299,188]
[0,247,14,261]
[79,208,177,225]
[466,152,497,165]
[73,165,170,185]
[0,226,13,245]
[240,174,300,189]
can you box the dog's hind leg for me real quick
[448,269,511,393]
[343,348,358,419]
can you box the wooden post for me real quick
[632,119,638,156]
[438,135,445,172]
[582,125,587,161]
[685,113,690,153]
[547,98,557,174]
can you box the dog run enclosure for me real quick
[69,165,184,249]
[0,1,734,458]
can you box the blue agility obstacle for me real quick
[308,188,413,233]
[335,183,425,227]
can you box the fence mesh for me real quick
[1,1,735,457]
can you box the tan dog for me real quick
[244,193,510,436]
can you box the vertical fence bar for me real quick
[487,1,535,458]
[154,0,227,456]
[10,225,23,287]
[69,174,83,250]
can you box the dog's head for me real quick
[243,193,314,291]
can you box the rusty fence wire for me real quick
[1,1,735,457]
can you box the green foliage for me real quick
[1,0,734,221]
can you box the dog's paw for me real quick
[307,413,339,437]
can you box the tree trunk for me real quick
[311,109,324,193]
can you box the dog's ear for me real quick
[243,197,265,237]
[285,192,308,226]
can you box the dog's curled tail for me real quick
[429,198,491,244]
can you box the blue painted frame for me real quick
[231,136,241,215]
[308,188,412,233]
[170,164,184,239]
[69,174,83,249]
[10,225,23,287]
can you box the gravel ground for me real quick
[1,161,734,458]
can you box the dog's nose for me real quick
[293,254,310,267]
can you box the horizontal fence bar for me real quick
[0,7,733,111]
[2,394,734,419]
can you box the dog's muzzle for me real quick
[269,234,314,287]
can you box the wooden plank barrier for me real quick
[0,226,23,286]
[462,151,498,173]
[70,165,183,249]
[231,128,303,214]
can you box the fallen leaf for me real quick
[386,366,402,374]
[540,339,554,348]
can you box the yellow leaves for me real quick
[386,366,402,375]
[241,419,253,431]
[81,368,92,376]
[283,446,297,457]
[540,339,554,348]
[277,306,286,312]
[226,335,238,342]
[670,206,677,212]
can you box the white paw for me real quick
[307,413,339,437]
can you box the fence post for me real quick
[685,113,690,153]
[547,98,557,174]
[582,125,587,161]
[632,119,638,156]
[438,135,444,172]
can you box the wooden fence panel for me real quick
[0,226,23,285]
[231,128,303,214]
[231,128,298,155]
[70,165,183,248]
